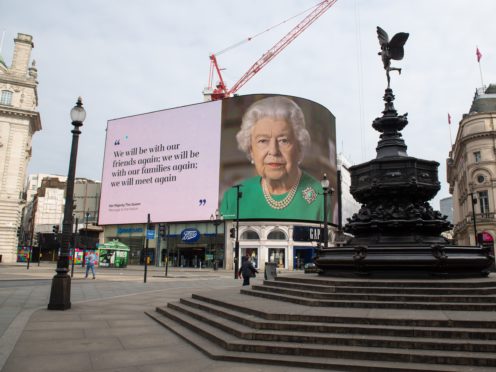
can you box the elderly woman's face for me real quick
[250,117,301,182]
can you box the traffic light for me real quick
[16,226,21,238]
[52,225,59,234]
[230,228,236,238]
[159,223,166,239]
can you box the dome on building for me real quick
[469,84,496,114]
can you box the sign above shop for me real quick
[292,226,322,242]
[146,229,155,240]
[181,228,201,243]
[117,227,144,235]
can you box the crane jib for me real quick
[207,0,338,101]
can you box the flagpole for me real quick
[476,46,484,87]
[448,113,453,148]
[478,62,484,87]
[0,31,5,54]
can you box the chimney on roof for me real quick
[10,33,34,76]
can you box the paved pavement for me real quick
[0,262,313,372]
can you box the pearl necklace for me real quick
[262,173,301,210]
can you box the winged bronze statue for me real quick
[377,26,409,88]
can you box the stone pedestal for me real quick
[315,89,494,277]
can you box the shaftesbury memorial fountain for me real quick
[316,27,494,277]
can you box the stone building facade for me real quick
[22,176,101,251]
[0,33,41,262]
[447,84,496,246]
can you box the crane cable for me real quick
[214,1,324,56]
[354,0,366,162]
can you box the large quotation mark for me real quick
[198,199,207,206]
[114,139,120,145]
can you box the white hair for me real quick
[236,96,310,160]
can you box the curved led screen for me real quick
[99,94,336,225]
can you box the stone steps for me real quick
[277,276,496,288]
[181,296,496,337]
[250,283,496,303]
[189,293,496,328]
[147,275,496,370]
[241,287,496,311]
[147,301,496,370]
[146,309,495,372]
[267,279,496,295]
[164,300,496,352]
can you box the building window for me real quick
[267,230,287,240]
[268,248,286,268]
[0,90,13,105]
[474,151,481,163]
[240,230,259,240]
[478,191,490,216]
[477,174,485,184]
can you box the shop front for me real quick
[164,226,224,268]
[293,246,316,270]
[241,247,259,269]
[227,221,326,272]
[103,222,225,268]
[176,244,206,268]
[268,247,287,269]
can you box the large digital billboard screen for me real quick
[99,94,336,225]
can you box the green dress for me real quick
[220,172,328,222]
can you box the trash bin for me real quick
[264,262,277,280]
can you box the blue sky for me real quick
[1,0,495,208]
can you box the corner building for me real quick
[447,84,496,248]
[0,33,41,263]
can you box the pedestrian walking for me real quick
[85,251,97,279]
[238,254,258,286]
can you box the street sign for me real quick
[146,229,155,240]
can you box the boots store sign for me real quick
[181,228,201,243]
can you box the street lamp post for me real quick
[48,97,86,310]
[233,185,242,279]
[210,209,222,270]
[37,232,42,266]
[27,226,33,270]
[166,224,170,276]
[71,217,78,278]
[144,213,151,283]
[321,174,333,250]
[82,211,90,267]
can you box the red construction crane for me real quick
[205,0,338,101]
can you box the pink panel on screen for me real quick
[99,100,222,224]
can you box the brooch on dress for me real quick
[302,186,317,204]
